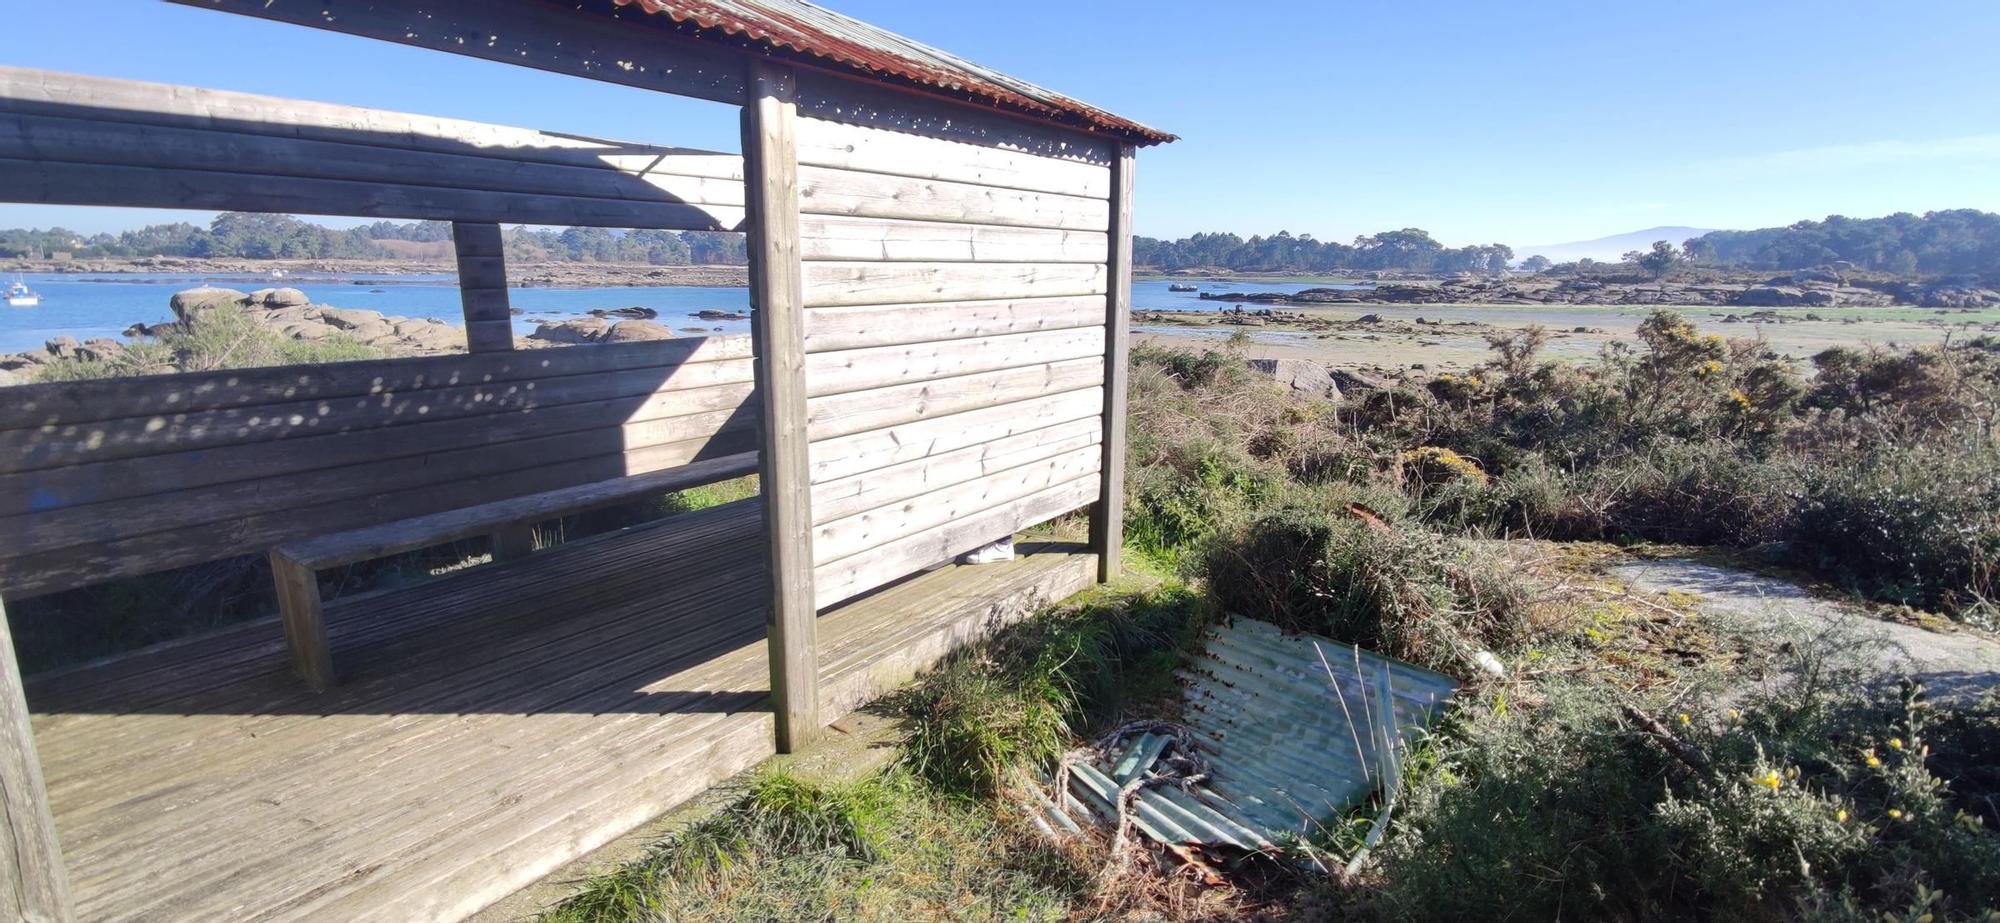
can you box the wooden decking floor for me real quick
[24,499,1096,922]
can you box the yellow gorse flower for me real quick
[1755,770,1782,791]
[1888,737,1904,751]
[1888,808,1904,820]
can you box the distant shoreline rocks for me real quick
[1,284,695,385]
[1186,270,1999,309]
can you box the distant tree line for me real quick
[1680,209,2000,277]
[0,213,748,265]
[1135,228,1514,275]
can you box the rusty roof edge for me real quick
[610,0,1177,145]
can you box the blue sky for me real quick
[4,0,1998,247]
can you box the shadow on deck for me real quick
[25,498,1095,922]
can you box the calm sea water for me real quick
[0,273,1393,354]
[0,271,756,354]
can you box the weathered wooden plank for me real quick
[798,166,1108,232]
[798,215,1106,263]
[0,400,758,559]
[454,223,513,354]
[800,213,1112,263]
[455,290,512,324]
[811,415,1101,525]
[489,524,536,563]
[452,262,508,301]
[0,157,745,231]
[813,445,1101,564]
[0,357,756,476]
[808,386,1103,484]
[0,597,71,923]
[742,59,820,754]
[164,0,748,106]
[0,111,746,210]
[813,474,1098,607]
[268,552,337,691]
[804,325,1103,397]
[817,548,1096,720]
[28,514,1092,921]
[33,503,763,765]
[0,335,753,430]
[308,555,1098,922]
[1091,145,1136,583]
[801,295,1104,353]
[278,451,758,570]
[463,319,515,354]
[0,66,742,176]
[793,70,1115,168]
[796,116,1111,197]
[805,356,1103,442]
[801,261,1106,308]
[0,428,758,598]
[0,377,755,520]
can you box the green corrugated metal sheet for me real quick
[1038,617,1458,853]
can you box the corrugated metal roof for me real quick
[611,0,1176,145]
[1038,618,1459,856]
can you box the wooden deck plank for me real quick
[29,513,1092,922]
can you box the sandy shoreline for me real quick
[1135,302,2000,379]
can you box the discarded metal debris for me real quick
[1034,617,1459,866]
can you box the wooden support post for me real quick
[452,221,514,354]
[0,596,73,923]
[490,523,536,563]
[268,553,337,691]
[1089,145,1135,584]
[741,59,820,754]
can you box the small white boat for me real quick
[5,278,38,307]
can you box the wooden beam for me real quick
[0,596,74,923]
[269,554,337,691]
[452,222,514,353]
[1089,145,1135,584]
[741,60,820,754]
[0,157,742,231]
[166,0,747,106]
[0,67,741,179]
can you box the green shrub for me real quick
[33,305,380,382]
[893,586,1208,795]
[1374,681,2000,922]
[1203,507,1534,676]
[1787,440,2000,615]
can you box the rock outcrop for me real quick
[529,316,677,344]
[1246,357,1340,399]
[602,320,675,342]
[169,286,250,323]
[528,317,612,344]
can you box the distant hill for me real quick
[1519,226,1720,265]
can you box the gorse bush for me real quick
[1375,679,2000,922]
[892,586,1208,795]
[1203,506,1534,677]
[1131,309,2000,617]
[34,303,378,382]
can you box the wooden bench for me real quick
[268,450,758,689]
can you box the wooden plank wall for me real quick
[792,78,1117,609]
[0,337,758,598]
[0,66,745,230]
